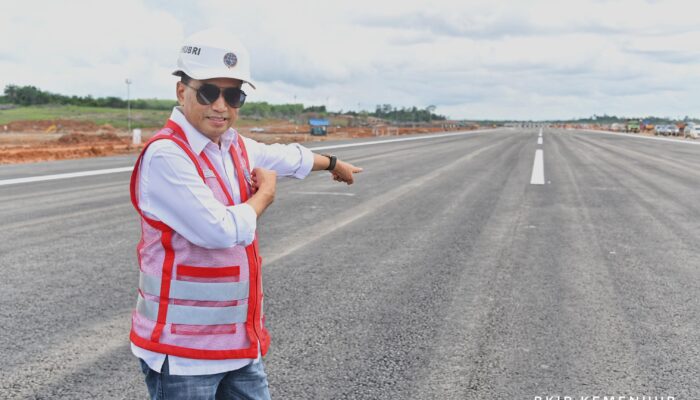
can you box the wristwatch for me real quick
[322,154,337,171]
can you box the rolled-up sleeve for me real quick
[227,203,257,246]
[243,138,314,179]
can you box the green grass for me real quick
[0,105,168,128]
[0,105,170,129]
[0,104,288,129]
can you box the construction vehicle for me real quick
[309,118,329,136]
[626,120,640,133]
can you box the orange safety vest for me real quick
[129,119,269,359]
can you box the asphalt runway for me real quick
[0,128,698,399]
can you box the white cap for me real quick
[173,29,256,89]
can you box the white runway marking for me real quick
[0,129,493,187]
[290,191,356,197]
[0,167,133,187]
[530,149,545,185]
[537,137,543,145]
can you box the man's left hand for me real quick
[331,160,363,185]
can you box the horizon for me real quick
[3,83,697,123]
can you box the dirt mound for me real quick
[57,132,121,144]
[0,145,134,164]
[7,119,101,133]
[1,131,135,164]
[96,124,117,135]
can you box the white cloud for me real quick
[0,0,183,99]
[1,0,699,120]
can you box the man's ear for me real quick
[176,82,185,106]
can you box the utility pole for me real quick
[125,78,132,132]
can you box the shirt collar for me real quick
[170,107,237,154]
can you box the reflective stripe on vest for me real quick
[136,295,249,325]
[139,272,250,302]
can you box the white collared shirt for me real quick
[131,107,314,376]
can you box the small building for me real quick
[309,118,329,136]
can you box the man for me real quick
[129,29,362,400]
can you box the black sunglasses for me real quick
[183,82,247,108]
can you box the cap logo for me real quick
[223,52,238,68]
[181,46,201,56]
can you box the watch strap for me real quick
[323,154,337,171]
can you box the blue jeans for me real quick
[139,357,271,400]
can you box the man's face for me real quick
[176,77,242,141]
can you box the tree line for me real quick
[368,104,446,122]
[1,85,448,122]
[1,84,176,110]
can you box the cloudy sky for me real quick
[1,0,699,120]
